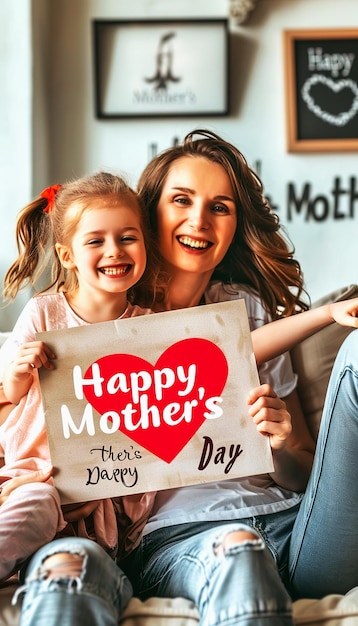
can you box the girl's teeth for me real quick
[101,267,127,275]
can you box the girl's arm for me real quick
[3,341,55,405]
[252,298,358,366]
[0,466,53,506]
[0,384,13,428]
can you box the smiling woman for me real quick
[135,129,308,317]
[155,157,237,284]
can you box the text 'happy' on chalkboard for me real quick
[284,29,358,152]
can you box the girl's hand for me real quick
[3,341,56,404]
[0,466,53,506]
[247,384,292,451]
[7,341,56,380]
[329,297,358,327]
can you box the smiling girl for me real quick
[0,171,159,585]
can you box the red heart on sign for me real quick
[83,338,228,463]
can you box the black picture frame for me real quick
[93,18,229,119]
[283,28,358,152]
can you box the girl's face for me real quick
[156,156,237,277]
[57,198,147,298]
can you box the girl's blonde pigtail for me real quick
[3,188,59,302]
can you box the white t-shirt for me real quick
[205,281,298,397]
[144,282,302,535]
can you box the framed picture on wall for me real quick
[93,19,229,118]
[283,29,358,152]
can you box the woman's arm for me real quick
[252,298,358,366]
[248,384,315,492]
[272,387,315,491]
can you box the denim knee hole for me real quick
[213,529,263,557]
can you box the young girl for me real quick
[0,171,160,585]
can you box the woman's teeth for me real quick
[178,236,209,249]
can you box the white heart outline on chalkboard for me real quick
[301,74,358,127]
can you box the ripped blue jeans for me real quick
[122,517,296,626]
[17,521,294,626]
[16,538,132,626]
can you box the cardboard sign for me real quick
[37,300,274,504]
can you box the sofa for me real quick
[1,284,358,626]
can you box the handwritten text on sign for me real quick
[38,301,274,503]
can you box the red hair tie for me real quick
[40,184,61,214]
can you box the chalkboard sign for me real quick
[284,29,358,152]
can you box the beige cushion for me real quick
[0,580,21,626]
[293,587,358,625]
[290,284,358,440]
[120,597,199,625]
[0,332,10,348]
[3,581,358,626]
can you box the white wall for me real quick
[1,0,358,329]
[0,0,34,330]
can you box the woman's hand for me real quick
[3,341,56,405]
[247,384,292,451]
[0,466,53,506]
[329,297,358,327]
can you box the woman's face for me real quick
[156,156,237,277]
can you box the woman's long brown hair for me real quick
[135,129,309,318]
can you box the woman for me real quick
[135,128,313,474]
[9,130,358,625]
